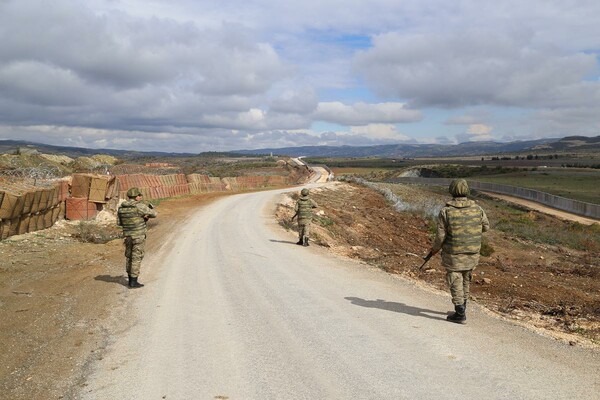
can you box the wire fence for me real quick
[0,166,62,186]
[386,177,600,220]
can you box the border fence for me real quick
[386,177,600,220]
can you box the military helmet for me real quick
[301,188,309,196]
[127,187,143,198]
[449,179,470,197]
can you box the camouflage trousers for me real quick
[298,223,311,241]
[124,236,146,278]
[446,270,473,306]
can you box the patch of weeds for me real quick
[569,326,587,335]
[374,263,387,271]
[315,216,334,226]
[279,219,294,231]
[499,297,518,313]
[542,302,580,318]
[570,265,600,279]
[311,232,328,247]
[72,221,121,244]
[494,215,600,251]
[480,238,495,257]
[426,216,437,236]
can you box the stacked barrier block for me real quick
[65,197,102,220]
[65,174,119,220]
[0,179,68,240]
[116,172,288,201]
[0,170,290,239]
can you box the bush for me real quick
[72,221,121,244]
[480,238,495,257]
[315,216,335,226]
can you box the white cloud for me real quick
[1,0,600,151]
[445,112,489,126]
[314,102,421,126]
[455,124,494,143]
[0,0,288,134]
[350,124,410,140]
[355,30,599,109]
[0,61,95,106]
[467,124,493,136]
[269,88,319,114]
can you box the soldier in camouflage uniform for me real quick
[429,179,489,323]
[117,187,157,288]
[293,188,318,246]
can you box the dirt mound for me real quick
[38,154,74,165]
[90,154,118,165]
[0,154,70,177]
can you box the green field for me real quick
[471,169,600,204]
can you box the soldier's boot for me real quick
[447,304,466,324]
[127,276,132,287]
[303,236,309,246]
[129,277,144,289]
[296,239,304,245]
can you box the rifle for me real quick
[290,211,298,223]
[418,250,434,270]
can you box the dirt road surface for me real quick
[79,186,600,400]
[309,166,331,183]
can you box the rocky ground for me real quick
[1,181,598,399]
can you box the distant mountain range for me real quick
[1,135,599,159]
[236,135,600,158]
[0,139,197,158]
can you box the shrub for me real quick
[480,238,495,257]
[72,221,121,244]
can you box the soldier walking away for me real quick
[428,179,489,324]
[117,187,157,288]
[292,188,318,246]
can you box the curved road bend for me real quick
[80,187,600,400]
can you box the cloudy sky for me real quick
[0,0,599,153]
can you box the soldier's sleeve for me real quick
[137,203,157,218]
[431,209,447,253]
[481,208,490,232]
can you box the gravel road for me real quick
[80,186,600,400]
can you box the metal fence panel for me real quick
[386,177,600,219]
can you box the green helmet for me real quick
[449,179,470,197]
[127,187,143,198]
[301,188,309,196]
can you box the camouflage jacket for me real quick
[295,196,318,224]
[117,200,157,238]
[432,197,490,271]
